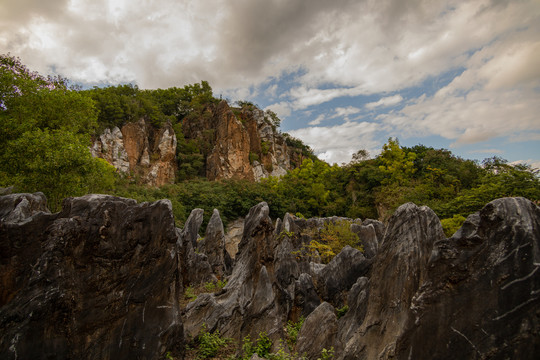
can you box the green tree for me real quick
[0,54,117,210]
[378,137,416,186]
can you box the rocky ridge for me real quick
[182,101,308,182]
[92,101,309,185]
[1,191,539,359]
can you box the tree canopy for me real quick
[1,53,538,236]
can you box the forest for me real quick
[2,53,539,237]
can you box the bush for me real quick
[285,316,304,350]
[440,214,466,237]
[197,325,229,359]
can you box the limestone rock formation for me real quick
[396,197,540,359]
[0,193,184,360]
[183,101,308,182]
[224,218,244,259]
[2,193,539,360]
[295,302,338,359]
[91,119,177,186]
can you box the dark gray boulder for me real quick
[341,202,444,359]
[293,273,321,319]
[295,302,338,359]
[198,209,231,279]
[396,197,540,359]
[0,194,184,360]
[313,245,372,307]
[335,277,369,354]
[0,192,50,223]
[350,223,378,258]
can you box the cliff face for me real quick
[92,101,307,185]
[1,193,539,359]
[183,101,307,182]
[91,119,177,186]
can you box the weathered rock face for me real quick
[224,218,244,259]
[296,302,338,359]
[91,119,177,186]
[0,193,184,360]
[396,197,540,360]
[93,101,307,184]
[2,194,539,360]
[342,202,445,359]
[183,101,307,182]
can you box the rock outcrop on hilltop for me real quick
[91,119,177,186]
[183,101,308,182]
[1,193,539,360]
[92,101,309,185]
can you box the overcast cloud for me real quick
[1,0,539,165]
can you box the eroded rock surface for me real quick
[91,119,177,186]
[397,197,540,359]
[0,194,183,360]
[2,194,539,360]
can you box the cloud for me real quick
[308,114,325,126]
[289,121,382,164]
[333,106,362,118]
[378,22,540,147]
[264,102,292,119]
[1,0,538,165]
[468,149,504,154]
[365,95,403,109]
[510,159,540,171]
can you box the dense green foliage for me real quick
[2,54,539,238]
[0,54,117,210]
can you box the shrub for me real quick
[285,316,304,350]
[440,214,466,237]
[197,325,229,359]
[318,347,334,360]
[249,152,260,164]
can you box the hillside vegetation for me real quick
[1,54,539,234]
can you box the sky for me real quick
[1,0,539,167]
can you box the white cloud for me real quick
[308,114,325,126]
[365,95,403,109]
[469,149,504,154]
[333,106,362,118]
[289,121,382,164]
[510,159,540,171]
[378,24,540,147]
[265,102,292,119]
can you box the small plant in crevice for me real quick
[184,286,197,302]
[317,347,335,360]
[336,304,349,319]
[267,340,306,360]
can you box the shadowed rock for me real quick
[342,202,444,359]
[313,245,372,307]
[296,302,338,359]
[198,209,231,279]
[0,194,184,360]
[0,192,50,223]
[396,197,540,359]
